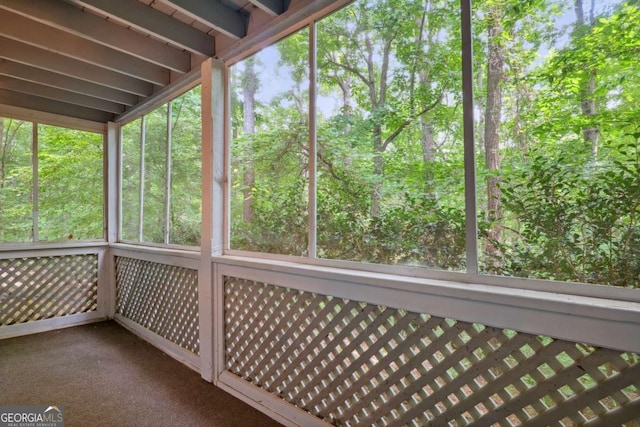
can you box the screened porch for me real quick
[1,0,640,426]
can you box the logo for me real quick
[0,406,64,427]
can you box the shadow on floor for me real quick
[0,321,282,427]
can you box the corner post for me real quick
[101,122,119,318]
[200,58,226,382]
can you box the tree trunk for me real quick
[365,27,390,219]
[420,116,435,164]
[418,62,436,195]
[484,4,504,261]
[574,0,598,156]
[242,57,258,223]
[475,67,486,153]
[420,114,436,195]
[371,126,384,218]
[339,74,352,134]
[338,74,353,167]
[581,74,598,156]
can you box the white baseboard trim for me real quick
[0,311,106,340]
[114,314,200,374]
[216,371,331,427]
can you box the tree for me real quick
[242,56,258,223]
[37,125,103,241]
[483,2,505,261]
[495,0,640,287]
[225,0,640,286]
[230,30,310,255]
[317,0,449,218]
[169,86,202,246]
[574,0,599,155]
[0,118,32,242]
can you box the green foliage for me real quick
[227,0,640,288]
[120,85,202,247]
[170,86,202,247]
[3,0,637,290]
[0,119,103,243]
[318,191,466,269]
[230,29,310,255]
[121,118,142,241]
[495,134,640,287]
[0,118,33,242]
[37,125,103,241]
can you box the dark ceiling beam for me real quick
[0,89,115,123]
[0,0,190,74]
[69,0,215,57]
[158,0,246,39]
[247,0,285,16]
[0,9,169,85]
[0,78,125,114]
[0,37,152,97]
[0,59,138,106]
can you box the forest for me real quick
[1,0,638,289]
[0,119,103,242]
[120,86,202,247]
[229,0,640,288]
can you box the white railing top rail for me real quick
[214,255,640,354]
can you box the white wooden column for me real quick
[100,121,118,318]
[200,58,225,382]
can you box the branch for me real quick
[324,56,371,90]
[381,92,443,152]
[317,150,344,182]
[291,131,345,185]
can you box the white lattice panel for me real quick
[115,257,199,354]
[0,255,98,326]
[224,277,640,426]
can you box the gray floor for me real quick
[0,321,282,426]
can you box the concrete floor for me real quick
[0,321,282,427]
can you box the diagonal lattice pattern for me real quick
[0,255,98,326]
[224,277,640,426]
[115,256,199,354]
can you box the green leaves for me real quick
[37,125,103,242]
[223,0,640,286]
[497,140,640,287]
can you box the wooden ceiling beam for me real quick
[0,9,169,85]
[247,0,286,16]
[158,0,246,39]
[0,37,152,97]
[0,0,190,73]
[0,88,115,123]
[0,78,125,114]
[70,0,215,57]
[0,59,139,106]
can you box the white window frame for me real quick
[219,0,640,304]
[0,110,107,248]
[115,72,202,251]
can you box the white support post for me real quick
[32,123,38,242]
[102,122,118,318]
[165,102,173,245]
[138,116,146,242]
[200,57,225,382]
[308,23,317,258]
[107,123,119,244]
[461,0,478,274]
